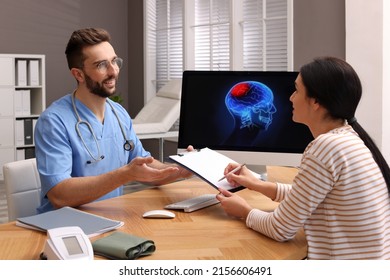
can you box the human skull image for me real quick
[225,81,276,130]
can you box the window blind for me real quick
[193,0,230,70]
[243,0,288,70]
[155,0,183,89]
[146,0,290,95]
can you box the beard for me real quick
[84,72,118,98]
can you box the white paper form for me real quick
[170,147,255,192]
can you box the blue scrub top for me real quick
[34,94,150,213]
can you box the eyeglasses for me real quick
[91,57,123,73]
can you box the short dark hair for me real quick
[65,27,111,69]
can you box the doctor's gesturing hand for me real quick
[125,150,194,186]
[125,157,179,182]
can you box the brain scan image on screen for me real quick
[178,71,313,162]
[225,81,277,130]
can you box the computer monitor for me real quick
[177,70,314,179]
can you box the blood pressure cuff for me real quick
[92,231,156,260]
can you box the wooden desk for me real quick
[0,166,306,260]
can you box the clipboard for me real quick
[169,147,256,192]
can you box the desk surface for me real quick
[0,166,307,260]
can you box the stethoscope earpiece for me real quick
[86,155,105,165]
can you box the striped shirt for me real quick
[246,125,390,259]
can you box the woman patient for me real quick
[217,57,390,260]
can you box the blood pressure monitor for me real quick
[41,226,94,260]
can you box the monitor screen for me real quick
[177,70,314,170]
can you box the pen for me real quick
[218,163,246,182]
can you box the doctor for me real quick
[35,28,192,213]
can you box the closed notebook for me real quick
[16,206,123,237]
[92,232,156,260]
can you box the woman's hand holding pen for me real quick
[223,163,278,200]
[223,163,259,190]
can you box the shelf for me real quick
[0,54,45,180]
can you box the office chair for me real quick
[2,158,41,221]
[132,79,182,134]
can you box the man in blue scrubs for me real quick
[35,28,192,213]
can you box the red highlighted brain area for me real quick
[231,82,250,97]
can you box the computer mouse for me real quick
[142,209,176,219]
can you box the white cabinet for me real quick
[0,54,45,180]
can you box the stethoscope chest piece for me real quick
[124,140,134,151]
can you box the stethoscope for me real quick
[72,91,134,164]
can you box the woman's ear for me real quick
[311,98,321,111]
[70,68,84,83]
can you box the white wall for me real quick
[346,0,390,162]
[384,1,390,161]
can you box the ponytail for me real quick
[350,120,390,195]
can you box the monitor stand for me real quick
[247,164,268,181]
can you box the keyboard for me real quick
[165,194,220,212]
